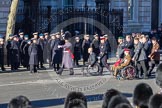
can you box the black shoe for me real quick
[2,68,5,71]
[69,68,74,75]
[144,75,148,79]
[138,75,143,79]
[57,68,63,75]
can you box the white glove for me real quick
[58,45,62,48]
[88,65,91,68]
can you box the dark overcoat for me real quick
[91,39,100,56]
[20,40,27,65]
[43,38,50,63]
[51,38,62,64]
[82,39,91,61]
[116,43,125,59]
[99,43,108,66]
[74,41,81,60]
[133,42,147,61]
[37,38,44,62]
[28,43,38,65]
[124,40,134,57]
[23,44,30,66]
[10,40,20,64]
[0,44,4,65]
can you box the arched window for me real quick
[128,0,133,20]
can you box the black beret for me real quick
[149,94,162,108]
[64,91,87,108]
[64,31,71,40]
[102,89,121,108]
[115,103,133,108]
[66,99,87,108]
[133,83,153,108]
[8,95,32,108]
[108,94,130,108]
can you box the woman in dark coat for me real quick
[28,39,38,73]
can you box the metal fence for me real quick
[15,6,123,38]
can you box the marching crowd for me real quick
[0,28,161,78]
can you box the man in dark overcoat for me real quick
[18,30,24,66]
[20,35,29,67]
[91,34,100,57]
[10,35,20,71]
[6,34,13,67]
[124,35,134,57]
[116,37,125,59]
[37,33,45,68]
[74,36,82,66]
[98,37,110,75]
[132,36,148,79]
[23,40,31,69]
[51,33,62,71]
[28,39,38,73]
[82,35,91,65]
[43,32,50,64]
[0,34,5,71]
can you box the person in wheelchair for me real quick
[87,47,97,69]
[111,48,132,78]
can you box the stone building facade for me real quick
[0,0,162,35]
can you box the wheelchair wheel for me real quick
[86,63,100,76]
[121,66,136,80]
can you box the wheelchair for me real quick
[81,57,101,76]
[118,65,136,80]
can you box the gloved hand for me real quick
[88,65,91,69]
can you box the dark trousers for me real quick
[99,55,110,73]
[148,60,159,75]
[37,60,43,68]
[11,63,19,70]
[7,52,10,66]
[0,63,5,71]
[30,65,37,73]
[137,60,148,77]
[74,58,79,66]
[53,63,60,71]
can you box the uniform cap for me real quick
[39,33,44,37]
[33,32,38,35]
[118,36,123,39]
[100,36,105,40]
[124,48,130,52]
[24,35,29,38]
